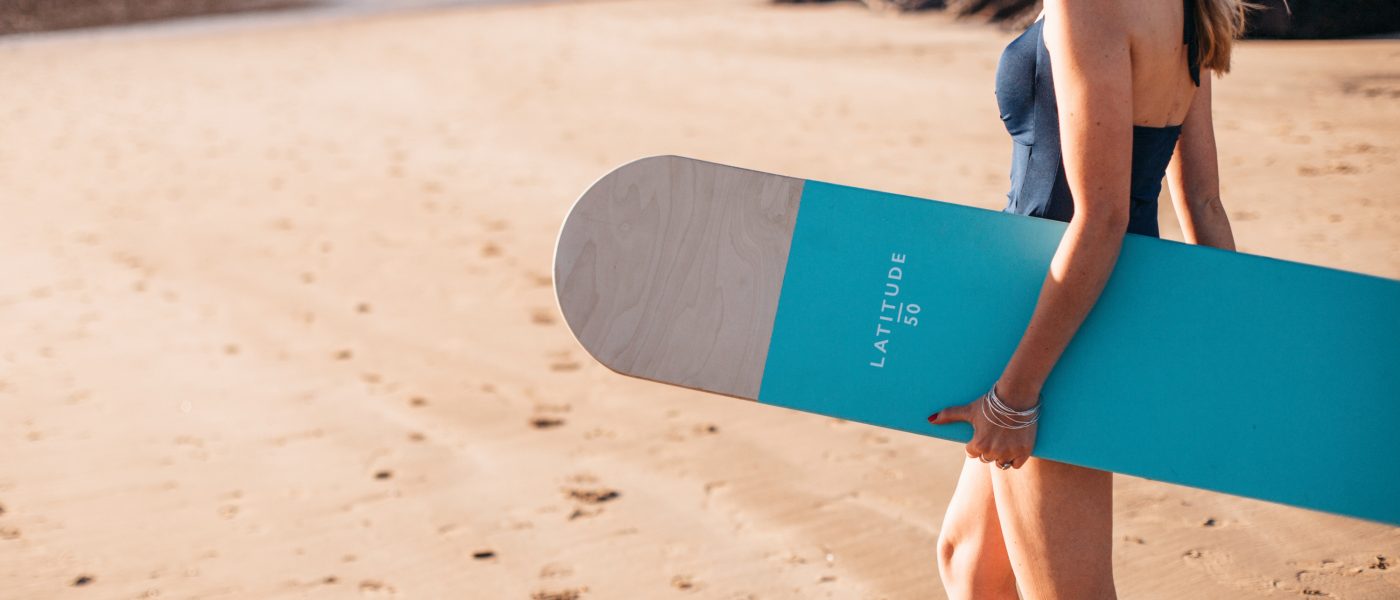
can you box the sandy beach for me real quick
[1,0,1397,598]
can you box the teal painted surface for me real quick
[758,180,1400,526]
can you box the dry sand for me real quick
[1,0,1397,598]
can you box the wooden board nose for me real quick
[552,156,805,400]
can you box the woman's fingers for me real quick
[927,401,974,425]
[973,444,1032,469]
[984,448,1033,470]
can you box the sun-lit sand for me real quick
[1,0,1397,598]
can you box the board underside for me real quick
[554,155,1400,526]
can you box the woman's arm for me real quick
[1165,72,1236,250]
[995,0,1134,409]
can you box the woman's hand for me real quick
[927,386,1038,470]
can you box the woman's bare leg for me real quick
[936,456,1019,599]
[990,457,1116,600]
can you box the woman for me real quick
[925,0,1247,598]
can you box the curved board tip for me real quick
[550,155,805,400]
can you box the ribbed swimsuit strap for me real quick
[1184,0,1202,86]
[1021,19,1066,215]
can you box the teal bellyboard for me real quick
[758,180,1400,526]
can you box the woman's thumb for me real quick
[927,403,971,425]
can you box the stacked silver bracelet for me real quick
[981,385,1041,430]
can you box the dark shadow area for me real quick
[0,0,321,36]
[1247,0,1400,39]
[771,0,1400,39]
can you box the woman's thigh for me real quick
[990,457,1116,600]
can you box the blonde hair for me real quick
[1192,0,1252,74]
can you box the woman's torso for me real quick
[994,2,1201,238]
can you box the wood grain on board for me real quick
[553,156,804,399]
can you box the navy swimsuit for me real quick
[994,6,1201,238]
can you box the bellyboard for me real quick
[551,155,1400,526]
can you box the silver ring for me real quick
[979,456,992,463]
[998,461,1013,470]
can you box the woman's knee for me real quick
[935,529,966,594]
[936,529,1005,574]
[935,528,958,574]
[936,529,1016,598]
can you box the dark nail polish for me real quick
[927,412,939,423]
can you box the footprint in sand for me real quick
[530,307,557,325]
[671,575,701,591]
[562,478,621,520]
[1297,162,1360,177]
[565,488,619,505]
[482,219,509,232]
[1183,547,1292,595]
[531,588,587,600]
[1339,73,1400,99]
[666,423,720,442]
[581,428,616,440]
[548,355,582,369]
[528,272,553,287]
[539,563,574,579]
[358,579,395,595]
[549,351,581,372]
[567,506,602,521]
[531,417,566,429]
